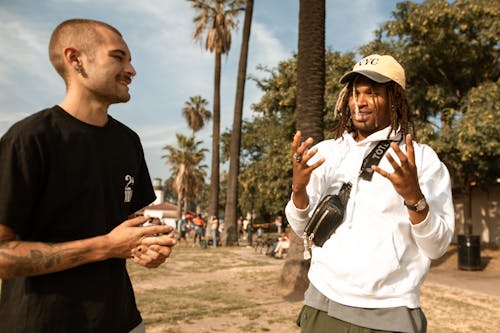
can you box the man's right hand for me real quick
[0,215,174,279]
[291,131,325,209]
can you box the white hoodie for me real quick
[285,127,454,309]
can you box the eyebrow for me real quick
[109,49,131,61]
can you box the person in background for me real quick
[237,216,243,242]
[274,215,283,234]
[273,229,290,259]
[246,216,254,247]
[286,54,454,333]
[242,217,249,240]
[178,217,189,247]
[256,226,265,239]
[209,216,219,248]
[177,215,184,232]
[193,214,206,247]
[0,18,176,333]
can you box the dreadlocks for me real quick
[333,75,415,142]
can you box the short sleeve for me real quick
[0,130,43,235]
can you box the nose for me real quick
[354,93,369,106]
[125,61,136,77]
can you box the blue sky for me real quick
[0,0,419,181]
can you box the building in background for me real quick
[135,178,178,228]
[143,202,178,228]
[152,177,164,205]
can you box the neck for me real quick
[354,130,367,142]
[59,89,110,127]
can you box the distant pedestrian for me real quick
[178,219,189,247]
[209,216,219,248]
[193,214,205,246]
[274,215,283,234]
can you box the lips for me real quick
[118,75,132,86]
[353,112,371,121]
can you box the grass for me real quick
[128,246,302,333]
[422,283,500,332]
[138,281,255,325]
[128,245,500,332]
[1,245,499,333]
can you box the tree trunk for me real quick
[224,0,254,246]
[281,0,325,298]
[176,192,183,221]
[208,51,222,220]
[295,0,325,144]
[280,231,311,301]
[184,181,190,214]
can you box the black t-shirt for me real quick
[0,106,156,333]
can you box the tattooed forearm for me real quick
[0,240,93,278]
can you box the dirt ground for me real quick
[129,244,500,333]
[426,244,500,297]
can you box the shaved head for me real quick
[48,18,122,81]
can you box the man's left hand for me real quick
[371,134,424,205]
[131,232,177,268]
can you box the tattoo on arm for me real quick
[0,241,89,278]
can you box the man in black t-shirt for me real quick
[0,19,177,333]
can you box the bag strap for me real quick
[337,182,352,207]
[359,140,392,181]
[301,140,393,260]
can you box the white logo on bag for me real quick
[124,175,134,203]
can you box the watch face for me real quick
[405,198,427,211]
[416,198,427,211]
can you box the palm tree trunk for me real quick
[176,192,183,221]
[295,0,325,144]
[183,198,188,214]
[208,51,222,220]
[184,182,190,213]
[281,0,325,298]
[224,0,254,246]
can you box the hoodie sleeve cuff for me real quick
[285,198,311,221]
[410,211,432,236]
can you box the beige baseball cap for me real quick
[339,54,406,90]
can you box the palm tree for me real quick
[188,0,244,220]
[162,134,208,219]
[280,0,326,300]
[182,95,211,138]
[182,95,210,215]
[295,0,325,143]
[223,0,254,246]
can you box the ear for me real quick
[63,47,82,73]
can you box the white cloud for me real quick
[0,7,64,129]
[0,11,52,77]
[248,21,290,74]
[326,0,402,52]
[0,0,414,179]
[139,124,185,150]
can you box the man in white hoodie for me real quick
[286,54,454,333]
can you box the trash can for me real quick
[457,234,482,271]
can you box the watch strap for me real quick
[404,197,427,211]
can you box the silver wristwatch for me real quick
[404,197,427,212]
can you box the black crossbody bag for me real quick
[302,140,391,260]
